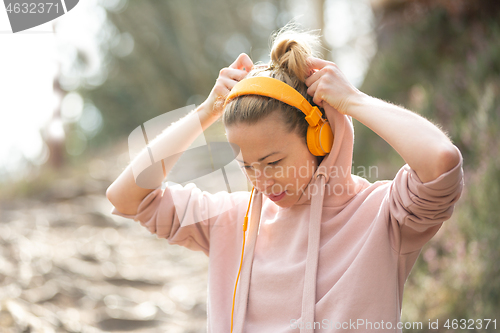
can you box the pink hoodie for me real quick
[111,109,464,332]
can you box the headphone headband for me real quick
[223,77,325,127]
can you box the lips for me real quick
[268,191,286,202]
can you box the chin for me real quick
[273,195,297,208]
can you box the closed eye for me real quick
[239,159,282,169]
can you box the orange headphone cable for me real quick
[230,186,255,333]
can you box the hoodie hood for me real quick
[296,105,365,207]
[233,106,367,332]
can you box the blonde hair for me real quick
[222,26,325,151]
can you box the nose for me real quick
[250,169,275,193]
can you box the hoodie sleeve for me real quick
[387,153,464,254]
[110,183,249,256]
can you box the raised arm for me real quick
[305,57,461,183]
[106,53,253,215]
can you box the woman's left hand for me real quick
[305,58,461,183]
[305,57,363,115]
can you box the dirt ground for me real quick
[0,157,211,332]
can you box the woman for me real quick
[106,27,463,332]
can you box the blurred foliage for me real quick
[358,0,500,330]
[82,0,292,150]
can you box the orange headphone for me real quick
[224,76,333,332]
[224,76,334,157]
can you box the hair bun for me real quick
[270,27,320,82]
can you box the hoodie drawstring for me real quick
[232,189,263,333]
[300,174,326,333]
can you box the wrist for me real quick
[196,102,220,130]
[343,91,374,117]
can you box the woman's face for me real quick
[226,111,319,208]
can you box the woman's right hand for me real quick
[201,53,253,119]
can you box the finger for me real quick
[213,80,231,98]
[305,69,322,87]
[229,53,253,72]
[216,77,242,99]
[306,79,319,98]
[220,68,248,81]
[307,57,334,71]
[305,58,335,86]
[307,80,324,107]
[222,76,241,91]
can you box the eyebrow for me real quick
[236,152,280,164]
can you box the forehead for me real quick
[225,112,299,160]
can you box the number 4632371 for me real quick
[6,3,60,14]
[444,319,496,330]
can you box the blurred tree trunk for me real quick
[45,22,65,169]
[312,0,326,59]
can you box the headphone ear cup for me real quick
[319,122,334,155]
[306,123,334,156]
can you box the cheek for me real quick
[290,157,317,178]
